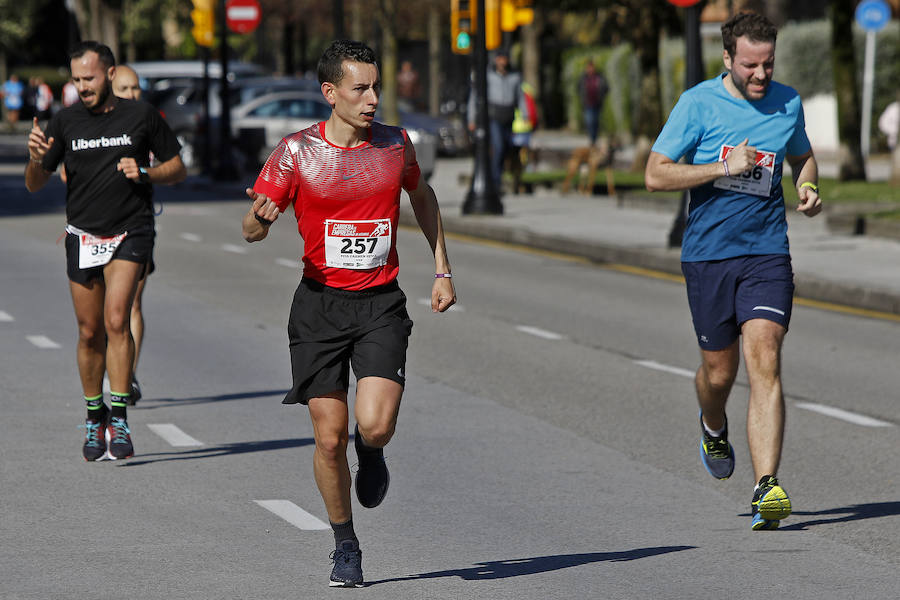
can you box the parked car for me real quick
[229,90,437,180]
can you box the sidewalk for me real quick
[409,156,900,316]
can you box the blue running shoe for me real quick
[82,417,107,461]
[107,417,134,460]
[354,425,390,508]
[751,475,791,530]
[329,540,363,587]
[699,413,734,480]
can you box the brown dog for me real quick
[561,141,615,196]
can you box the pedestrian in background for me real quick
[396,59,421,110]
[578,59,608,147]
[2,74,25,131]
[467,49,525,193]
[645,12,821,531]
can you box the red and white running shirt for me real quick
[253,121,421,290]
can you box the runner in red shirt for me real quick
[242,40,455,588]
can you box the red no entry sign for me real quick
[667,0,702,6]
[226,0,261,34]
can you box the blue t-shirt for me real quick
[651,74,810,262]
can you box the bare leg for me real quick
[741,318,787,481]
[102,259,142,396]
[354,376,403,448]
[130,272,148,376]
[69,279,107,397]
[696,340,740,432]
[308,392,352,523]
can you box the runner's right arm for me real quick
[645,138,757,192]
[25,118,54,192]
[242,188,281,242]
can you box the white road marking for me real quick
[0,311,13,322]
[27,335,61,349]
[147,423,204,446]
[254,500,330,530]
[795,402,894,428]
[275,258,302,269]
[634,359,695,379]
[515,325,564,340]
[221,243,248,254]
[180,232,202,242]
[416,297,464,312]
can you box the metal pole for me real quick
[860,30,876,158]
[462,0,503,215]
[215,0,237,179]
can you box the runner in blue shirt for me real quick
[645,12,821,531]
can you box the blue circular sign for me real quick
[855,0,891,32]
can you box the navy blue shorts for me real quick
[682,254,794,351]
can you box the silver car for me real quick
[231,90,436,180]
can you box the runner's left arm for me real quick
[786,150,821,217]
[404,135,456,313]
[117,154,186,185]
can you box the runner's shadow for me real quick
[777,502,900,531]
[366,546,695,586]
[119,437,315,466]
[136,389,291,409]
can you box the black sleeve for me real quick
[145,104,182,163]
[41,114,64,171]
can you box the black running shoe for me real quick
[354,426,390,508]
[107,417,134,459]
[82,417,108,461]
[126,377,141,406]
[329,539,363,588]
[699,413,735,480]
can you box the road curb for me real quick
[401,206,900,317]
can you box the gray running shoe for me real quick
[699,413,734,480]
[329,540,363,587]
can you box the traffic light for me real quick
[501,0,534,31]
[451,0,474,54]
[191,0,215,48]
[484,0,501,51]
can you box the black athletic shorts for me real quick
[65,224,155,285]
[283,277,414,405]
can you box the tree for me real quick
[0,0,36,94]
[829,0,866,181]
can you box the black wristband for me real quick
[254,213,273,226]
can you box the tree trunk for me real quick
[378,0,399,126]
[521,14,540,110]
[350,0,365,41]
[630,4,663,171]
[829,0,866,181]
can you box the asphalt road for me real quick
[1,171,898,599]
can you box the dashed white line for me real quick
[254,500,330,530]
[221,243,248,254]
[634,359,695,379]
[147,423,204,446]
[180,232,202,242]
[275,258,302,269]
[0,311,13,322]
[515,325,564,340]
[795,402,894,428]
[416,297,464,312]
[27,335,61,349]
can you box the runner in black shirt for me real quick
[25,41,185,461]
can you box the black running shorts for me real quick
[283,277,414,405]
[65,224,155,285]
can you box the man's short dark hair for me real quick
[721,12,777,58]
[70,41,116,69]
[317,39,377,86]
